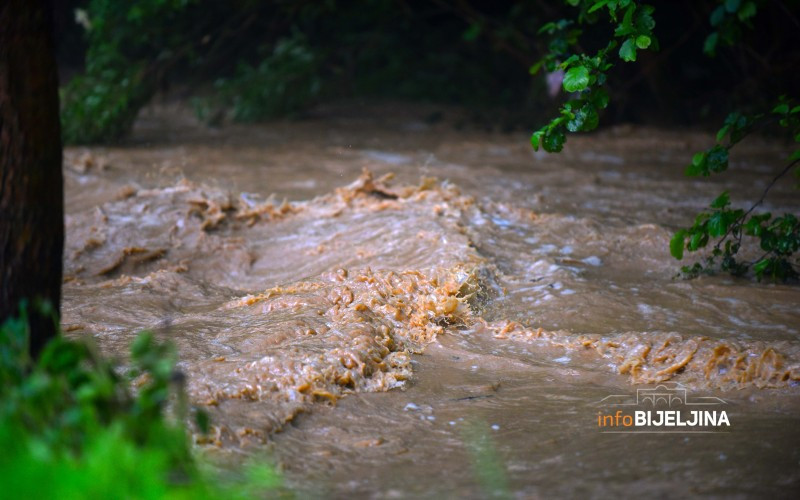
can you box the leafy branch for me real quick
[528,0,799,281]
[530,0,657,152]
[671,98,800,281]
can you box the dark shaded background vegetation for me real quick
[54,0,800,143]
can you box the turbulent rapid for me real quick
[61,103,800,497]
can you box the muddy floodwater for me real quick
[62,102,800,498]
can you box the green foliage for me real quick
[703,0,760,56]
[199,32,321,123]
[62,0,549,142]
[671,98,800,281]
[671,195,799,281]
[685,146,730,177]
[562,65,590,93]
[530,0,657,152]
[60,54,152,144]
[0,305,282,498]
[531,1,798,281]
[61,0,198,143]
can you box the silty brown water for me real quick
[61,102,800,498]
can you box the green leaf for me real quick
[463,22,482,42]
[789,150,800,162]
[537,22,557,35]
[689,231,708,251]
[635,5,656,31]
[563,65,590,93]
[704,32,719,56]
[530,131,543,151]
[744,214,770,236]
[738,1,757,21]
[686,151,706,176]
[716,124,730,143]
[707,146,729,173]
[773,103,789,114]
[559,55,580,69]
[753,258,770,276]
[542,129,566,153]
[707,212,728,237]
[685,164,701,177]
[635,35,651,49]
[710,191,730,209]
[619,38,637,62]
[725,0,741,14]
[710,6,726,27]
[744,219,761,236]
[590,88,610,109]
[670,230,687,260]
[131,332,154,359]
[566,103,600,132]
[589,0,613,14]
[616,4,636,36]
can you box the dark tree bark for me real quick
[0,0,64,356]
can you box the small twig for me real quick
[744,250,773,267]
[713,157,800,252]
[772,0,800,30]
[741,157,798,219]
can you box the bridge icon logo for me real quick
[598,382,727,408]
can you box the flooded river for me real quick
[62,102,800,498]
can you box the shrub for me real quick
[0,304,281,498]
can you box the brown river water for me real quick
[62,102,799,498]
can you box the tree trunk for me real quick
[0,0,64,357]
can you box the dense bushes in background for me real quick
[196,31,321,123]
[59,1,798,144]
[60,0,199,143]
[59,0,539,142]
